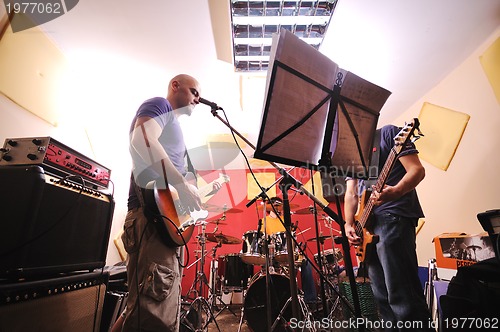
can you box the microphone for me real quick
[199,97,222,110]
[256,218,263,237]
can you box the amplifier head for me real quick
[0,137,111,189]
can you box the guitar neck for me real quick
[358,148,398,228]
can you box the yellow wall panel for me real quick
[247,172,276,201]
[480,36,500,105]
[0,14,67,126]
[417,102,470,171]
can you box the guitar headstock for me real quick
[393,118,424,153]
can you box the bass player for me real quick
[344,124,433,331]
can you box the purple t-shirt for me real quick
[363,124,424,219]
[127,97,187,210]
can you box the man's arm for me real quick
[370,153,425,206]
[130,116,201,211]
[344,178,362,245]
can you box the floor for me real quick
[180,296,366,332]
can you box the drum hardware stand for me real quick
[272,295,317,332]
[262,199,276,331]
[236,196,278,332]
[308,171,330,317]
[181,222,221,332]
[207,241,237,318]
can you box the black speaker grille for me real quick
[0,166,114,278]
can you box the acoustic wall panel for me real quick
[480,36,500,105]
[417,102,470,171]
[0,13,67,126]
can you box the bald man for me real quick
[120,74,218,332]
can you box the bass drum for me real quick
[244,273,292,331]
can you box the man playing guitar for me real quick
[344,123,433,331]
[118,74,221,332]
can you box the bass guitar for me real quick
[354,119,422,263]
[144,173,230,247]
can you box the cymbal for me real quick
[207,220,227,225]
[257,202,300,212]
[202,203,243,214]
[206,233,242,245]
[294,206,317,215]
[307,235,333,242]
[466,245,482,251]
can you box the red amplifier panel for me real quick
[0,137,111,189]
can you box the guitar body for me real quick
[144,182,195,247]
[144,173,229,247]
[354,190,379,263]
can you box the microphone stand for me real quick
[208,105,300,327]
[207,104,362,329]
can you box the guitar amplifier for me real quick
[0,165,115,279]
[0,270,108,331]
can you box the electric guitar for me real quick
[354,119,422,264]
[144,173,230,247]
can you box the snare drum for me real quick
[314,248,343,267]
[217,253,252,292]
[241,230,265,265]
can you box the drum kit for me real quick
[181,200,347,332]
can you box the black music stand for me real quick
[254,29,391,330]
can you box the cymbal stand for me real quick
[303,167,329,318]
[237,197,275,332]
[207,241,237,318]
[181,222,221,332]
[185,222,209,300]
[272,295,317,332]
[323,216,343,320]
[262,202,275,332]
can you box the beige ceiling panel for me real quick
[208,0,233,64]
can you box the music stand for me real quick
[254,29,391,328]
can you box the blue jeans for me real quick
[368,213,433,331]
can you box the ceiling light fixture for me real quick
[231,0,338,72]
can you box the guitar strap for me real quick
[185,149,197,181]
[364,128,381,188]
[133,179,146,208]
[132,174,156,223]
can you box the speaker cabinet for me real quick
[0,166,114,278]
[0,271,108,331]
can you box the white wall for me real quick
[394,28,500,267]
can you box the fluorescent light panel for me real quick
[231,0,338,72]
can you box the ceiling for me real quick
[4,0,500,128]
